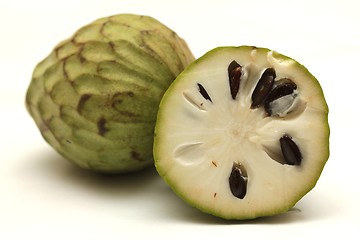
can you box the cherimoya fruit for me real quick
[154,46,330,220]
[26,14,195,173]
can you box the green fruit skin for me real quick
[26,14,195,173]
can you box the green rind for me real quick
[154,45,329,220]
[26,14,195,173]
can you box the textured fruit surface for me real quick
[154,46,329,219]
[26,14,194,173]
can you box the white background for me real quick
[1,0,359,239]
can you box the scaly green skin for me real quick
[26,14,195,173]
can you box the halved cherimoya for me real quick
[154,46,329,220]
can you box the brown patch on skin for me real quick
[140,30,151,36]
[99,21,107,38]
[79,52,86,64]
[131,151,144,162]
[114,91,134,98]
[126,91,135,97]
[62,57,70,80]
[118,110,137,118]
[213,193,217,198]
[211,161,218,167]
[110,91,138,117]
[111,91,135,107]
[54,43,64,59]
[77,94,92,112]
[71,37,80,46]
[97,117,108,136]
[109,41,115,50]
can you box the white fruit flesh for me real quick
[154,46,329,219]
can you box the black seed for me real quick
[266,78,297,103]
[197,83,212,102]
[280,134,302,165]
[251,68,276,108]
[265,78,297,116]
[229,163,247,199]
[228,60,242,100]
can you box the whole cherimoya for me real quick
[26,14,195,173]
